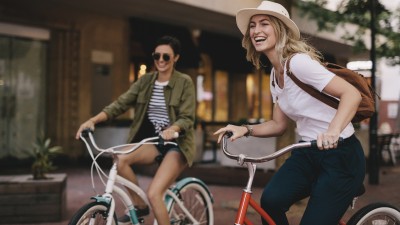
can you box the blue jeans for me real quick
[260,135,365,225]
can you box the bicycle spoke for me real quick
[168,182,213,225]
[347,203,400,225]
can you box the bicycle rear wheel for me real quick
[168,182,213,225]
[347,202,400,225]
[69,201,117,225]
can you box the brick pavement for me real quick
[3,164,400,225]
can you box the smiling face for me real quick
[249,14,277,54]
[153,44,178,74]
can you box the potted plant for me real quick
[30,132,63,180]
[0,132,66,223]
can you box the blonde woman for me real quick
[215,1,365,225]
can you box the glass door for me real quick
[0,35,47,159]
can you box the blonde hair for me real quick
[242,15,323,69]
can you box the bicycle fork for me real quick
[96,163,118,225]
[93,163,142,225]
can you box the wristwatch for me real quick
[242,124,253,137]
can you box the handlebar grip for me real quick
[338,137,344,145]
[310,140,317,148]
[310,137,345,148]
[81,128,93,138]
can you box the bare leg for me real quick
[117,144,159,208]
[148,151,187,225]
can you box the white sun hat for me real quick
[236,1,300,40]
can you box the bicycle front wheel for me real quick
[168,182,213,225]
[347,202,400,225]
[69,201,117,225]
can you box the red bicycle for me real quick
[221,133,400,225]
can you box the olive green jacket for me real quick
[102,70,196,166]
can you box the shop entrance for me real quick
[0,35,47,159]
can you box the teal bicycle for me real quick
[69,129,214,225]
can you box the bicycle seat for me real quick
[355,184,366,197]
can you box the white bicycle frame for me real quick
[80,131,203,225]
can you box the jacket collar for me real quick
[153,69,180,88]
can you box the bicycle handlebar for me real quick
[222,132,320,165]
[80,128,178,155]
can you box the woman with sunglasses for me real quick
[75,35,196,225]
[214,1,365,225]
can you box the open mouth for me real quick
[254,37,266,43]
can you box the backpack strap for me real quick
[286,55,340,109]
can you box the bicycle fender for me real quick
[172,177,214,203]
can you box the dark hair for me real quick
[154,35,181,56]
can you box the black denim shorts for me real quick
[154,142,181,164]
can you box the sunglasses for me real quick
[152,52,171,62]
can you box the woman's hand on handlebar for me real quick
[214,124,248,143]
[76,112,107,140]
[75,119,96,140]
[161,127,179,140]
[317,130,340,150]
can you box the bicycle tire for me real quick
[69,201,117,225]
[347,202,400,225]
[168,182,214,225]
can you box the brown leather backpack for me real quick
[286,55,377,123]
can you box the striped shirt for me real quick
[148,80,170,134]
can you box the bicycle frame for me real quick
[91,163,203,225]
[80,130,208,225]
[222,134,349,225]
[235,161,275,225]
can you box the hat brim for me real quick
[236,8,300,40]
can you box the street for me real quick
[5,163,400,225]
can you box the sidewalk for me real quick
[4,164,400,225]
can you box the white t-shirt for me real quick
[270,53,354,141]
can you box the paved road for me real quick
[6,164,400,225]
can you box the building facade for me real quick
[0,0,369,160]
